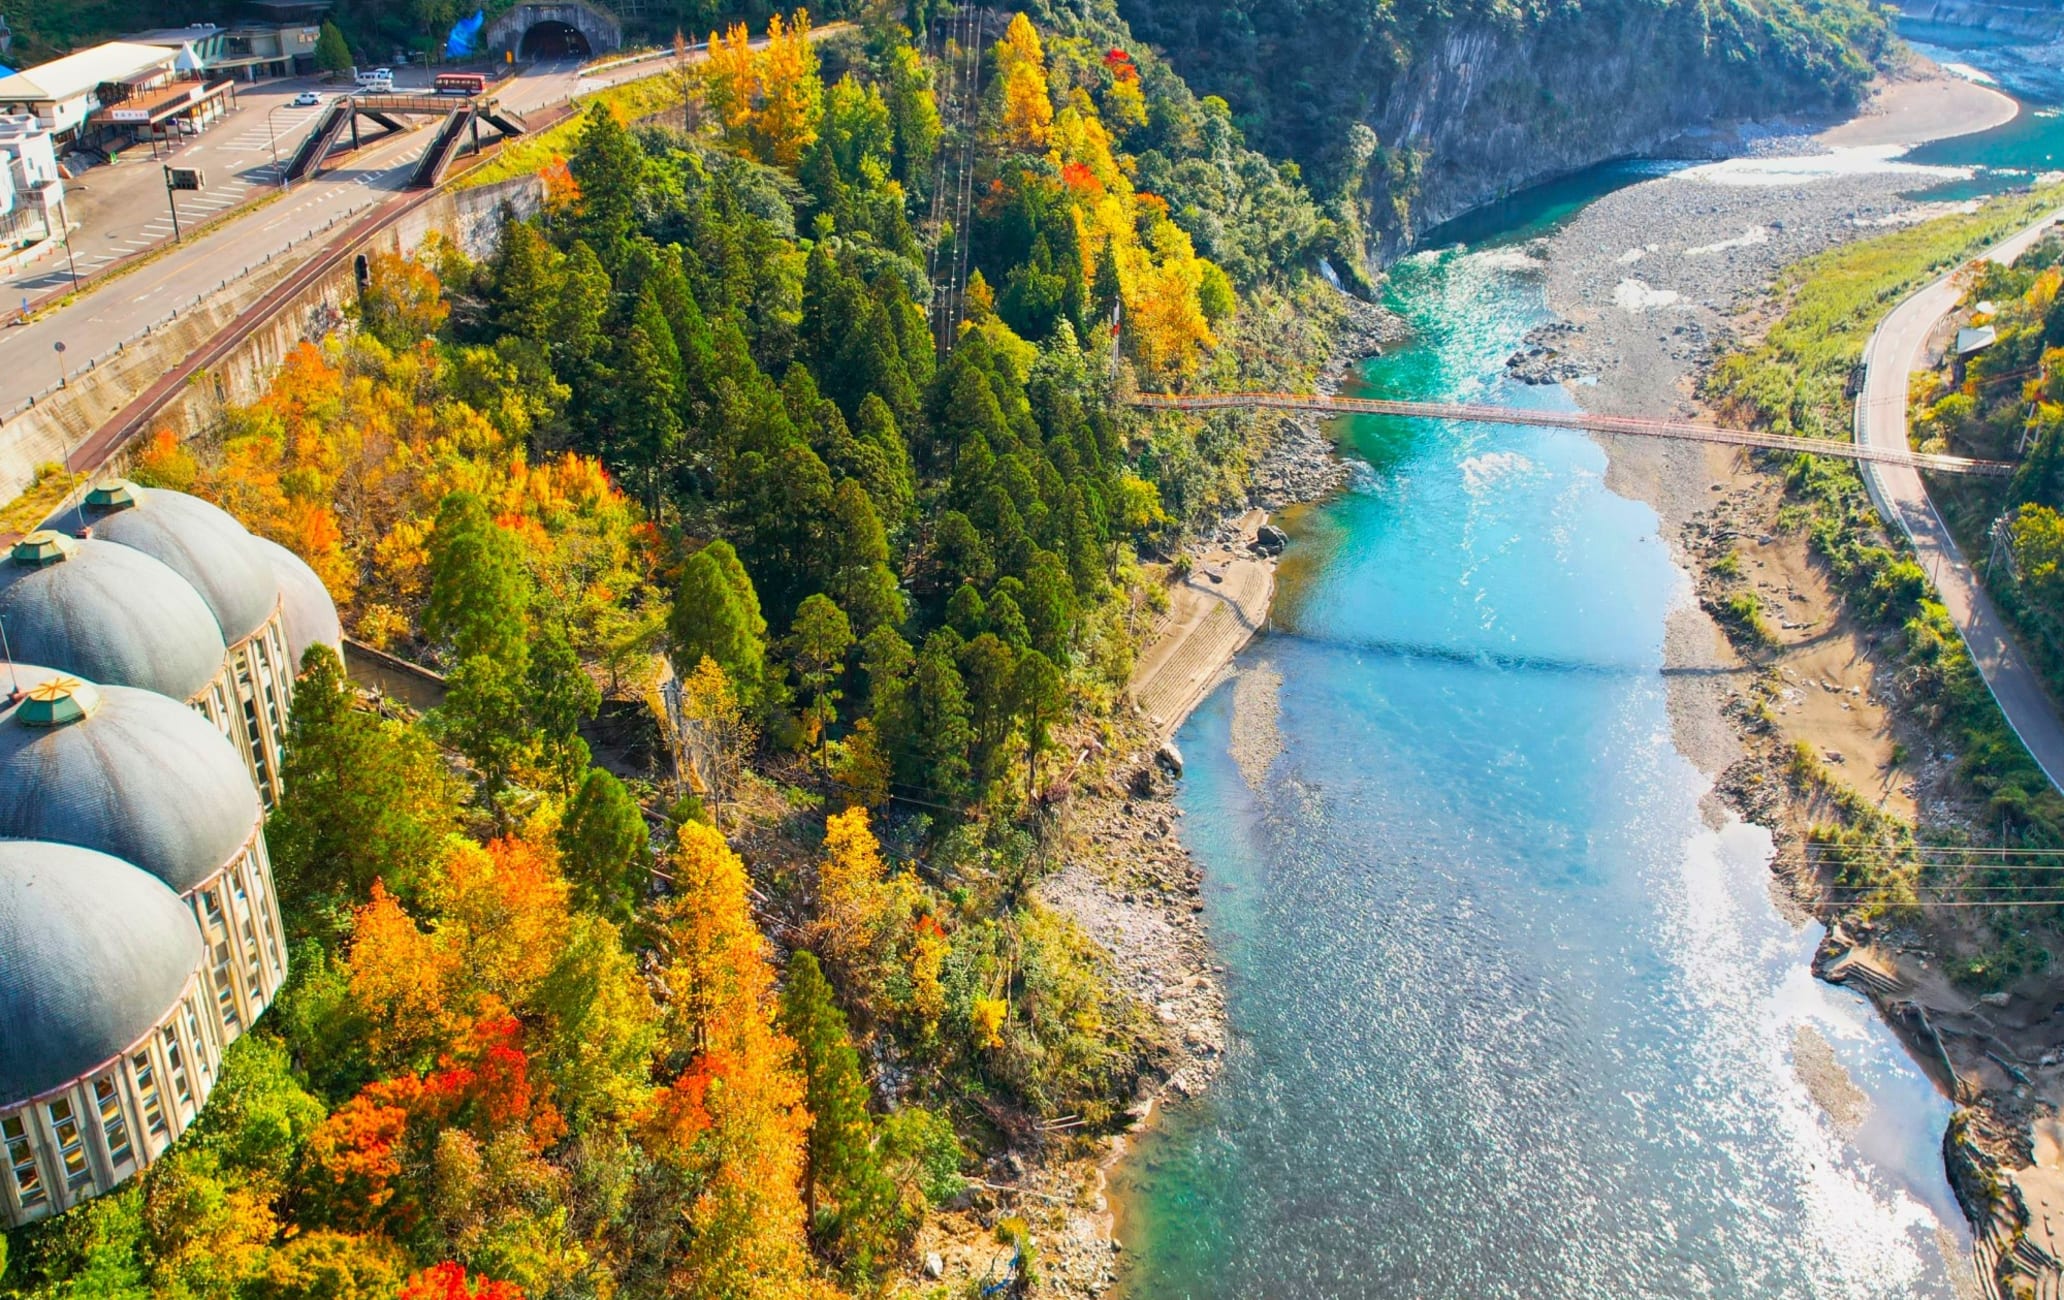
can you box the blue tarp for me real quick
[444,10,484,59]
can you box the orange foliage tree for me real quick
[398,1261,527,1300]
[644,821,816,1297]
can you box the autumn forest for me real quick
[0,3,1351,1295]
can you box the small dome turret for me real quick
[0,674,261,895]
[82,483,279,646]
[0,534,226,702]
[0,840,205,1106]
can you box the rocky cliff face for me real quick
[1899,0,2064,42]
[1117,0,1886,266]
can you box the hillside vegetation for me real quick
[1114,0,1892,258]
[0,7,1342,1296]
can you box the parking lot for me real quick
[4,62,522,297]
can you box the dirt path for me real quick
[1129,509,1276,738]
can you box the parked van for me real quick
[354,67,394,92]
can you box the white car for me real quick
[290,91,323,107]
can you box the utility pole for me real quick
[47,194,79,290]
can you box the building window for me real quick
[2,1114,44,1209]
[236,881,264,994]
[183,998,215,1083]
[91,1075,131,1169]
[45,1098,90,1192]
[131,1049,168,1140]
[162,1027,193,1112]
[203,887,246,1026]
[240,686,269,795]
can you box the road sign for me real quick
[166,167,204,191]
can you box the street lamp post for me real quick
[267,101,299,192]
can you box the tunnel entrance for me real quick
[519,20,591,59]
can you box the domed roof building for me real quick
[0,484,336,1229]
[0,674,285,1039]
[0,531,226,703]
[0,839,223,1229]
[80,482,299,805]
[253,536,344,671]
[80,481,279,648]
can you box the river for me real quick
[1109,58,2061,1299]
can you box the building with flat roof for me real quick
[0,42,180,143]
[129,22,322,81]
[0,114,64,246]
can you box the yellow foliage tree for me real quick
[812,808,919,1014]
[643,821,817,1298]
[430,834,574,1006]
[970,998,1007,1050]
[702,22,758,154]
[993,12,1052,148]
[1125,220,1215,380]
[755,10,823,169]
[346,881,461,1071]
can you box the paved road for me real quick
[0,51,666,414]
[1856,206,2064,795]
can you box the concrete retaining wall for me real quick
[0,174,543,504]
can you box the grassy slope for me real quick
[1708,184,2064,867]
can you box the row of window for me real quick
[194,835,287,1037]
[192,614,292,808]
[0,981,222,1227]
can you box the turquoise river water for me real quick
[1111,73,2064,1297]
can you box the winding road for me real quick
[1856,207,2064,796]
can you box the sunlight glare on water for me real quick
[1112,245,1968,1300]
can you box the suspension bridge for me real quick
[1128,391,2017,477]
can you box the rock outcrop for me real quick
[1116,0,1888,265]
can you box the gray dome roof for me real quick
[83,484,279,646]
[0,662,68,697]
[253,537,342,671]
[0,534,227,702]
[0,677,260,894]
[0,839,204,1105]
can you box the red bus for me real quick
[435,72,487,96]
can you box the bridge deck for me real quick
[1129,392,2014,477]
[350,92,500,116]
